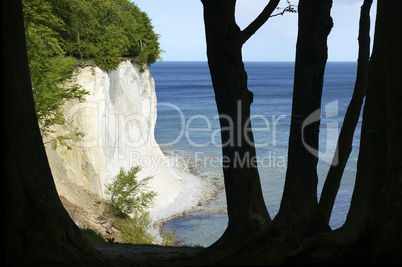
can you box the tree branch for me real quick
[240,0,280,44]
[318,0,372,224]
[270,0,297,18]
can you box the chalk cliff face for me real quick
[45,61,184,216]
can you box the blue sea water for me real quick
[150,61,361,247]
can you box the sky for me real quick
[135,0,377,62]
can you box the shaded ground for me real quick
[96,244,225,266]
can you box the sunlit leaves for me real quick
[49,0,163,70]
[23,0,89,146]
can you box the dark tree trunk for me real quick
[201,0,279,249]
[371,1,402,261]
[206,0,401,265]
[328,0,393,247]
[282,0,402,263]
[274,0,333,236]
[341,0,402,262]
[3,0,107,265]
[214,1,333,265]
[319,0,372,224]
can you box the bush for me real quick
[115,211,155,244]
[105,166,156,219]
[105,166,157,244]
[161,229,178,246]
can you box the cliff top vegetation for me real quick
[23,0,162,144]
[23,0,162,71]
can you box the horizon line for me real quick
[154,60,357,63]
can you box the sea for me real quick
[150,61,361,247]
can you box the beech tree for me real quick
[319,0,372,223]
[201,0,333,259]
[202,0,402,265]
[22,0,89,141]
[201,0,282,249]
[3,0,107,265]
[45,0,162,70]
[4,0,401,264]
[273,0,333,236]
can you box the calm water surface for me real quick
[151,61,360,247]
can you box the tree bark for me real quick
[333,0,388,246]
[287,1,402,263]
[201,0,279,249]
[274,0,333,236]
[209,0,401,265]
[319,0,372,224]
[349,0,402,262]
[3,0,107,265]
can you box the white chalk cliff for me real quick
[45,61,192,227]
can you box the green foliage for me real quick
[105,166,156,219]
[161,229,178,246]
[105,166,157,244]
[50,129,83,150]
[95,25,129,71]
[24,0,163,71]
[23,0,89,148]
[31,56,88,134]
[49,0,163,70]
[23,0,162,148]
[115,211,155,244]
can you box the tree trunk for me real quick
[330,0,389,247]
[201,0,271,249]
[3,0,106,265]
[215,1,333,264]
[274,0,333,236]
[319,0,372,224]
[371,1,402,261]
[210,0,401,265]
[282,1,402,263]
[342,0,402,262]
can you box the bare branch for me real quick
[270,0,297,17]
[240,0,280,44]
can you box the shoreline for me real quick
[149,154,219,244]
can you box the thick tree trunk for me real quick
[274,0,333,236]
[215,1,334,264]
[284,1,402,263]
[346,0,402,262]
[332,0,388,246]
[374,1,402,262]
[201,0,271,249]
[3,0,106,265]
[211,0,401,265]
[319,0,372,224]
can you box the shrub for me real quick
[161,229,178,246]
[116,211,155,244]
[105,166,156,219]
[105,166,157,244]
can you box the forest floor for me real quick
[95,243,226,266]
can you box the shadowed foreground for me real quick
[4,0,401,265]
[95,244,221,266]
